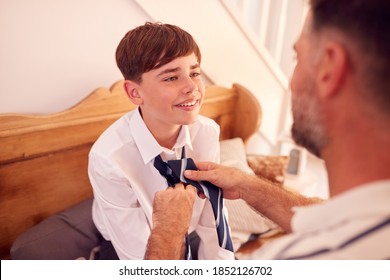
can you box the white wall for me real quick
[0,0,301,147]
[0,0,150,114]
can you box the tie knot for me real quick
[153,155,180,186]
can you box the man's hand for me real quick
[184,161,250,200]
[184,162,323,233]
[152,183,197,235]
[145,183,197,260]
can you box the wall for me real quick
[0,0,301,147]
[0,0,149,114]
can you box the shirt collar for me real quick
[173,125,193,151]
[130,108,194,164]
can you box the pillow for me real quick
[219,138,279,251]
[10,197,102,260]
[246,154,288,185]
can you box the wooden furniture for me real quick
[0,80,261,259]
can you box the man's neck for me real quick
[323,125,390,197]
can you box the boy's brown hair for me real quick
[116,22,201,84]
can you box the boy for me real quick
[88,22,234,260]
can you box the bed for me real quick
[0,80,287,260]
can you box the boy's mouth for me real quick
[176,100,198,107]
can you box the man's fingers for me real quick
[184,161,219,180]
[193,161,216,171]
[197,192,206,199]
[184,169,216,183]
[184,169,206,180]
[174,183,185,190]
[185,184,197,194]
[167,183,197,197]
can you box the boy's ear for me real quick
[124,80,143,105]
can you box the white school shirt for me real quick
[246,180,390,259]
[88,108,234,260]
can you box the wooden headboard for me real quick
[0,80,261,259]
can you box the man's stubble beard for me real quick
[291,80,328,158]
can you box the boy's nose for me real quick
[182,77,197,94]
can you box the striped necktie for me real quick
[153,147,234,256]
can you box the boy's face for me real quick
[131,53,205,133]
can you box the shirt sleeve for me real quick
[88,152,150,260]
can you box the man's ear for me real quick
[124,80,143,105]
[316,42,348,99]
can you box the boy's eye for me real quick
[163,71,201,81]
[164,76,177,82]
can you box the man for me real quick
[145,0,390,259]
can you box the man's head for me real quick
[290,0,390,157]
[116,22,201,84]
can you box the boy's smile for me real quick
[175,99,199,110]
